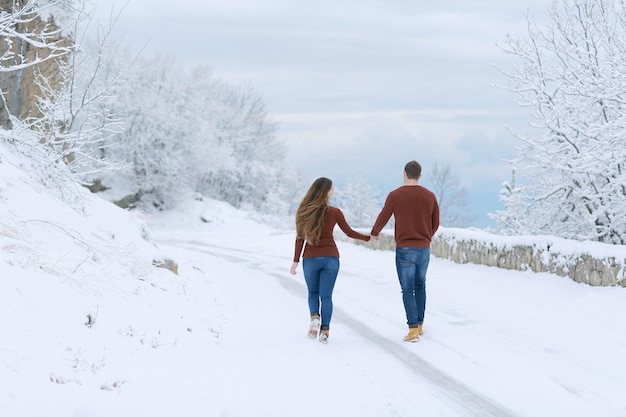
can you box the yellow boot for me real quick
[319,329,329,344]
[403,327,421,342]
[417,323,424,336]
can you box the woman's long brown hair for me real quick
[295,177,332,245]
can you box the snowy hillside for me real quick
[0,142,189,413]
[2,142,626,417]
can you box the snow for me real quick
[36,0,77,35]
[2,142,626,417]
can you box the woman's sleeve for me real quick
[293,237,305,262]
[336,209,370,241]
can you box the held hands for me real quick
[290,262,299,275]
[370,234,380,241]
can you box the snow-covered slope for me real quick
[0,143,190,414]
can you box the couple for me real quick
[289,161,440,344]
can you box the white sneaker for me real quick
[308,317,321,339]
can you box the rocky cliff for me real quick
[0,0,73,128]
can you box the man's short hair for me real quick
[404,160,422,180]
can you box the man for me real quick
[371,161,440,342]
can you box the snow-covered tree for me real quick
[196,81,295,215]
[491,168,530,235]
[0,0,72,71]
[425,162,473,227]
[27,2,129,177]
[1,2,298,216]
[334,174,380,227]
[0,0,74,128]
[494,0,626,244]
[91,55,230,208]
[0,1,97,203]
[92,53,297,215]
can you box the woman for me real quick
[290,177,370,344]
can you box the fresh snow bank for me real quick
[433,227,626,286]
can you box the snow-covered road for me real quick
[166,238,514,416]
[150,204,626,417]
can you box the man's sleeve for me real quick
[431,198,440,236]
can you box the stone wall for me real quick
[342,227,626,287]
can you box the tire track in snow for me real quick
[163,239,520,417]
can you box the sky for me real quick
[89,0,555,227]
[2,140,626,417]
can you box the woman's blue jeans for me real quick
[302,256,340,329]
[395,247,430,327]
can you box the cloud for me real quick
[276,107,517,181]
[90,0,553,227]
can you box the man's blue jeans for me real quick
[395,247,430,327]
[302,256,340,329]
